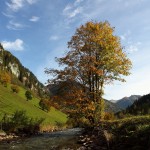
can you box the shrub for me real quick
[11,84,20,93]
[0,71,11,87]
[66,117,91,128]
[25,90,32,101]
[39,99,51,112]
[104,112,115,120]
[1,110,44,134]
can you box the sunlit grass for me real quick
[0,84,67,127]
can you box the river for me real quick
[0,128,83,150]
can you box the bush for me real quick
[39,99,51,112]
[11,84,20,93]
[25,90,32,101]
[1,110,44,134]
[104,112,115,120]
[0,71,11,87]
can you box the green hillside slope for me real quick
[0,84,67,127]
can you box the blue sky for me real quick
[0,0,150,100]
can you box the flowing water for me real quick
[0,128,83,150]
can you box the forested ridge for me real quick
[0,43,44,96]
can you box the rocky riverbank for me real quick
[0,132,20,143]
[77,127,112,150]
[0,128,83,149]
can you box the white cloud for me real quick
[7,20,25,30]
[1,39,24,51]
[26,0,37,4]
[5,0,37,12]
[2,12,14,18]
[29,16,40,22]
[127,45,138,53]
[68,7,83,18]
[120,30,131,41]
[120,31,141,53]
[63,1,83,19]
[49,36,60,41]
[120,35,126,41]
[127,42,141,53]
[63,4,72,12]
[6,0,24,12]
[74,0,84,6]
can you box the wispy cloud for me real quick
[1,39,24,51]
[2,12,14,18]
[49,35,60,41]
[5,0,37,12]
[7,20,26,30]
[120,31,131,41]
[74,0,84,5]
[6,0,24,12]
[63,0,83,19]
[26,0,37,5]
[68,7,83,18]
[127,42,141,53]
[127,45,138,52]
[29,16,40,22]
[4,0,38,29]
[120,31,141,53]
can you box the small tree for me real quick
[104,112,115,120]
[39,99,51,112]
[11,84,20,93]
[0,71,11,87]
[25,90,32,101]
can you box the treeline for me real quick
[126,94,150,115]
[117,93,150,118]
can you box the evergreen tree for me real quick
[25,90,32,101]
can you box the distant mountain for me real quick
[110,100,118,103]
[0,43,44,96]
[125,93,150,115]
[104,100,122,113]
[111,95,141,109]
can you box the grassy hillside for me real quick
[0,84,67,128]
[108,115,150,149]
[85,115,150,149]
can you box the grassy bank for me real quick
[81,115,150,150]
[0,84,67,129]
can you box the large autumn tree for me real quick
[46,21,132,124]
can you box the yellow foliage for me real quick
[46,21,132,125]
[0,71,11,86]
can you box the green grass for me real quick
[0,84,67,127]
[101,115,150,149]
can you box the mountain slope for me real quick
[0,80,67,127]
[0,44,68,129]
[112,95,141,109]
[104,100,121,113]
[125,93,150,115]
[0,44,44,96]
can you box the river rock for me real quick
[0,132,6,136]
